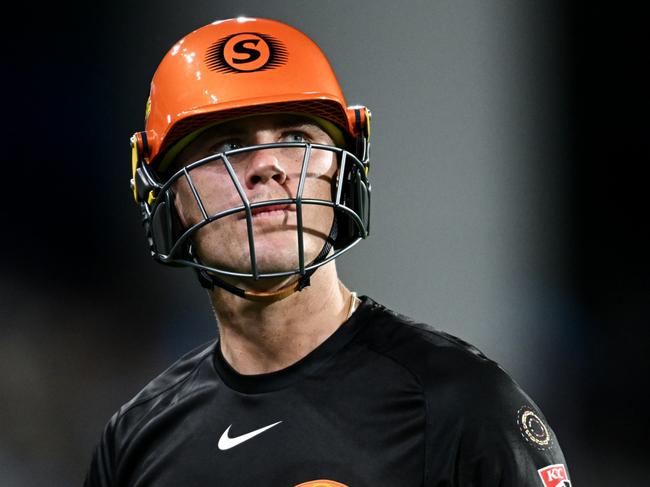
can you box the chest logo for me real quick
[295,481,349,487]
[218,421,282,450]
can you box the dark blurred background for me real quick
[1,1,647,485]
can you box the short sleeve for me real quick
[451,366,571,486]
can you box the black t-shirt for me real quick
[84,297,571,487]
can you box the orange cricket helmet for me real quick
[130,17,371,302]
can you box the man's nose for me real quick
[243,149,287,189]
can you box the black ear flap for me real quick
[130,131,160,204]
[334,160,366,250]
[149,191,184,258]
[134,166,157,203]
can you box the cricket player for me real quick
[84,17,571,487]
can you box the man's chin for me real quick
[230,259,303,278]
[195,234,326,278]
[200,266,302,294]
[199,253,320,279]
[196,252,297,275]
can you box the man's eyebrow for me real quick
[206,118,325,138]
[280,122,324,131]
[205,127,246,139]
[273,116,325,130]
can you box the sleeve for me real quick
[83,412,119,487]
[451,366,572,487]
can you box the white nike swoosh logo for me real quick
[218,421,282,450]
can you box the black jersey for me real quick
[84,297,571,487]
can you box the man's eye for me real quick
[282,132,308,143]
[211,141,241,153]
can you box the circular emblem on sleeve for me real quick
[205,32,288,73]
[517,405,553,451]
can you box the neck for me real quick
[208,262,357,375]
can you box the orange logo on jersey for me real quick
[206,32,288,74]
[295,481,349,487]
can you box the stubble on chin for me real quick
[193,215,333,276]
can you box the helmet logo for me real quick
[206,32,288,73]
[224,34,268,70]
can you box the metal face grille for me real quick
[142,142,370,281]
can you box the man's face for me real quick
[170,114,339,277]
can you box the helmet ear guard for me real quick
[349,105,371,167]
[149,190,186,258]
[131,131,182,261]
[334,105,371,250]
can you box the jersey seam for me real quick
[113,343,216,467]
[401,320,470,349]
[117,341,215,418]
[399,320,498,367]
[364,343,430,486]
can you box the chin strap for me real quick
[195,215,338,303]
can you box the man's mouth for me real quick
[247,203,294,218]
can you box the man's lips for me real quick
[246,203,294,217]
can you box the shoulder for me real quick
[121,338,216,414]
[358,298,569,481]
[84,340,218,485]
[358,297,538,418]
[108,339,217,439]
[359,297,503,384]
[123,339,216,408]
